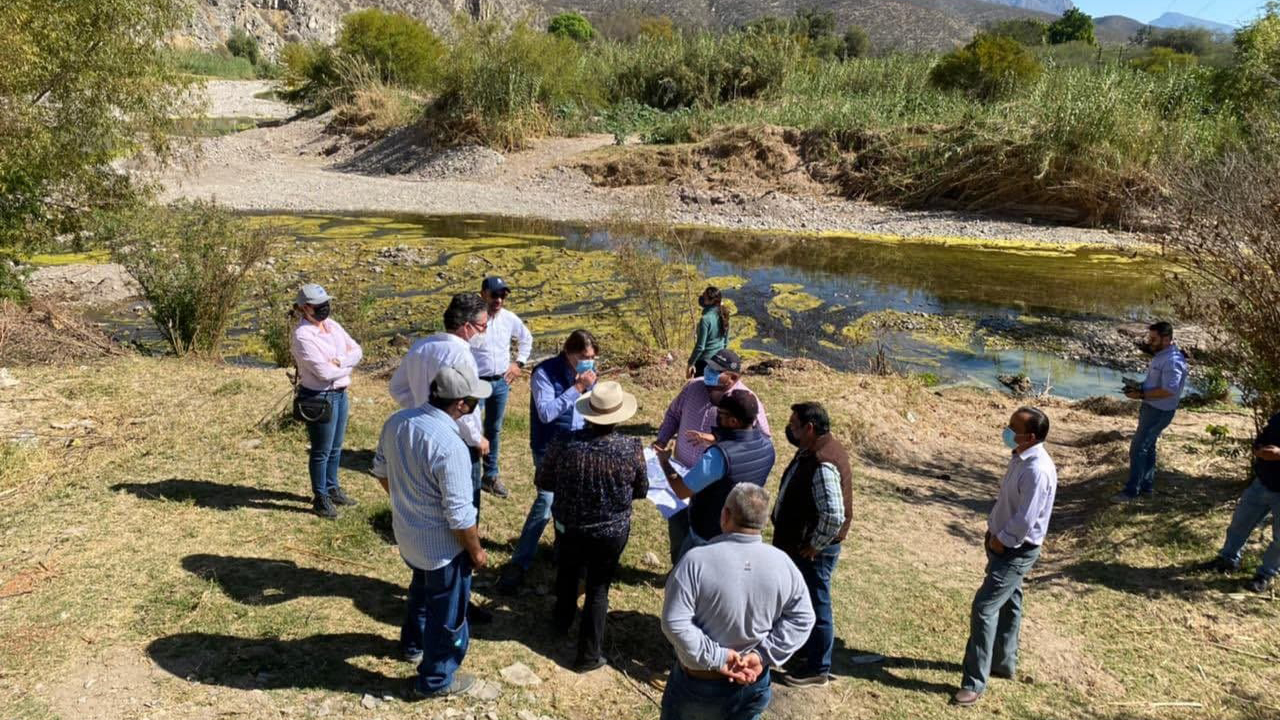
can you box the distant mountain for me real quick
[1094,14,1145,44]
[980,0,1072,15]
[1149,12,1234,35]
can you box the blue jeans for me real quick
[1219,479,1280,579]
[961,542,1041,693]
[401,553,473,694]
[511,449,549,570]
[667,507,691,566]
[675,527,710,566]
[481,377,509,480]
[660,663,771,720]
[790,543,841,677]
[300,388,348,497]
[1125,404,1177,497]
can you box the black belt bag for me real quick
[293,391,333,424]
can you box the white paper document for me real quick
[644,448,690,519]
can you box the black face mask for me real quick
[311,302,332,322]
[785,425,800,447]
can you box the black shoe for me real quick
[329,487,358,507]
[777,671,829,687]
[573,656,607,673]
[495,564,525,596]
[312,493,338,519]
[1246,574,1274,593]
[404,649,424,664]
[990,669,1015,680]
[1192,556,1238,575]
[481,476,509,498]
[410,672,476,699]
[468,602,494,625]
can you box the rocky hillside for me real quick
[190,0,1061,54]
[981,0,1072,14]
[183,0,534,56]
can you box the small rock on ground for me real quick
[499,662,542,687]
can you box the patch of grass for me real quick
[169,48,259,80]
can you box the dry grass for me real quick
[0,357,1275,719]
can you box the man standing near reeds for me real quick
[660,484,814,720]
[953,407,1057,707]
[1113,321,1188,503]
[372,364,492,698]
[770,402,852,688]
[470,276,533,500]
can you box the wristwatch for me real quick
[516,361,526,369]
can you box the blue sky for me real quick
[1073,0,1264,27]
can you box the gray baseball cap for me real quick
[296,283,332,306]
[432,363,493,401]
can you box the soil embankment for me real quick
[162,81,1140,246]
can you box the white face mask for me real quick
[469,332,486,349]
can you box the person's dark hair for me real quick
[427,379,460,411]
[563,328,598,355]
[719,390,759,427]
[701,286,730,339]
[443,293,487,331]
[1149,321,1174,339]
[1017,406,1050,442]
[790,402,831,436]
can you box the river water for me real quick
[102,212,1169,399]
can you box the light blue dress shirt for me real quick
[988,442,1058,548]
[1142,344,1189,413]
[680,447,727,493]
[372,405,477,571]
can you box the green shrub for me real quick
[930,34,1043,100]
[337,9,443,89]
[0,262,30,303]
[548,12,595,42]
[111,201,282,357]
[1220,3,1280,113]
[431,21,602,149]
[225,27,260,66]
[1147,28,1214,56]
[1132,47,1198,74]
[1197,368,1232,403]
[841,26,871,59]
[1048,8,1095,45]
[171,48,257,79]
[984,19,1048,46]
[279,41,339,105]
[607,30,796,110]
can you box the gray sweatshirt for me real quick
[661,533,815,671]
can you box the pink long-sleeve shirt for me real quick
[655,379,772,468]
[291,319,363,391]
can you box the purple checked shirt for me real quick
[655,379,772,468]
[988,442,1058,549]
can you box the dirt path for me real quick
[161,81,1140,246]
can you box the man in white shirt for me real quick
[389,293,490,509]
[470,277,533,499]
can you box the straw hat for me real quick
[576,381,638,425]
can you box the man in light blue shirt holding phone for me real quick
[1114,321,1189,503]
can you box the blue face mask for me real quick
[576,359,595,373]
[1002,427,1019,450]
[703,368,722,387]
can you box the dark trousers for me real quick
[553,527,628,664]
[300,387,348,497]
[960,542,1041,693]
[481,376,510,479]
[667,507,691,566]
[401,553,473,694]
[660,663,771,720]
[469,446,483,515]
[790,543,841,677]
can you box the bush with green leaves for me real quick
[1147,28,1214,56]
[841,26,871,59]
[548,12,595,42]
[1132,47,1198,74]
[984,19,1048,46]
[225,27,260,66]
[1047,8,1095,45]
[1220,2,1280,113]
[929,34,1043,100]
[112,201,282,357]
[337,9,443,89]
[431,21,602,149]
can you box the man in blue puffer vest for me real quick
[657,389,776,563]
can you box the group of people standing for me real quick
[285,278,1277,716]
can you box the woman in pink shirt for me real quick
[290,284,363,519]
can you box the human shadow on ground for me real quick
[825,638,962,696]
[182,554,404,626]
[147,632,406,695]
[111,479,312,514]
[340,449,377,476]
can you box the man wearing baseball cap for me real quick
[470,276,533,499]
[372,363,492,698]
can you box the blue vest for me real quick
[689,427,776,541]
[530,353,577,456]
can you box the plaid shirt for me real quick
[773,461,846,550]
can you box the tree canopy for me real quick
[1047,8,1095,45]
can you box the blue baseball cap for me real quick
[481,276,509,294]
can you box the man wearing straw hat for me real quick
[536,380,648,672]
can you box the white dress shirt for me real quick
[388,332,484,447]
[471,308,533,377]
[988,442,1058,548]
